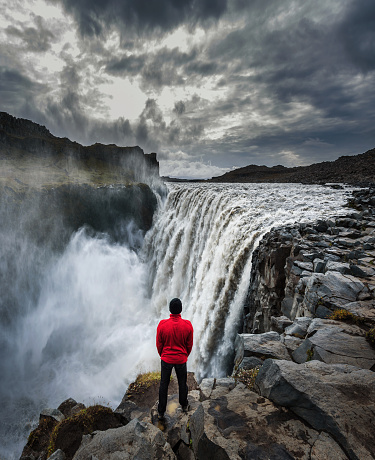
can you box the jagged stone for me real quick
[40,409,65,423]
[255,359,375,460]
[235,332,291,363]
[302,272,367,314]
[342,300,375,322]
[196,383,322,459]
[324,261,351,274]
[310,432,348,460]
[313,258,326,273]
[210,378,236,399]
[48,450,66,460]
[150,392,200,450]
[281,335,303,353]
[284,317,312,338]
[292,327,375,368]
[199,378,215,401]
[270,315,293,333]
[350,264,375,277]
[238,356,263,370]
[72,418,176,460]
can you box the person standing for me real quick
[156,298,194,419]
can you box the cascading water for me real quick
[0,182,351,459]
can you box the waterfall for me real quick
[0,182,350,458]
[144,183,351,378]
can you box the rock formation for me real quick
[0,112,161,191]
[209,149,375,184]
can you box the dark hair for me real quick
[169,298,182,314]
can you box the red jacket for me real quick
[156,314,193,364]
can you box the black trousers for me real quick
[158,360,188,414]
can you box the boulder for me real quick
[49,450,66,460]
[255,359,375,460]
[192,383,336,460]
[150,392,200,451]
[72,418,176,460]
[199,378,215,401]
[238,356,263,370]
[302,272,368,314]
[270,315,293,333]
[310,432,347,460]
[235,332,291,364]
[40,408,65,423]
[324,261,351,275]
[284,317,312,338]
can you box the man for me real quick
[156,298,194,420]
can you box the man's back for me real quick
[157,314,193,364]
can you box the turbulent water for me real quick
[0,183,351,458]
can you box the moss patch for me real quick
[329,309,365,325]
[47,405,123,459]
[233,367,260,390]
[21,416,58,460]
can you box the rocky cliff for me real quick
[20,189,375,460]
[0,112,160,190]
[210,148,375,185]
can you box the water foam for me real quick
[0,183,351,458]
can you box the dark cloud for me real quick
[53,0,229,37]
[5,16,55,52]
[173,101,186,115]
[2,0,375,179]
[0,67,44,110]
[339,0,375,72]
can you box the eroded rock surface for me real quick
[255,359,375,460]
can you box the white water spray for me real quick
[0,183,351,458]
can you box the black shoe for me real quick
[158,412,165,420]
[182,404,190,413]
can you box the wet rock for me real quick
[72,418,176,460]
[255,359,375,460]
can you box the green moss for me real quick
[233,367,260,390]
[328,309,365,324]
[126,371,173,398]
[366,328,375,348]
[306,348,314,361]
[47,405,113,457]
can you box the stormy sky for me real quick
[1,0,374,178]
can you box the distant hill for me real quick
[209,148,375,185]
[0,112,159,190]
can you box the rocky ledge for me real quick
[21,188,375,460]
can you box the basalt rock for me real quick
[255,359,375,460]
[244,188,375,333]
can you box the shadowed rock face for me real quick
[255,360,375,460]
[0,112,160,189]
